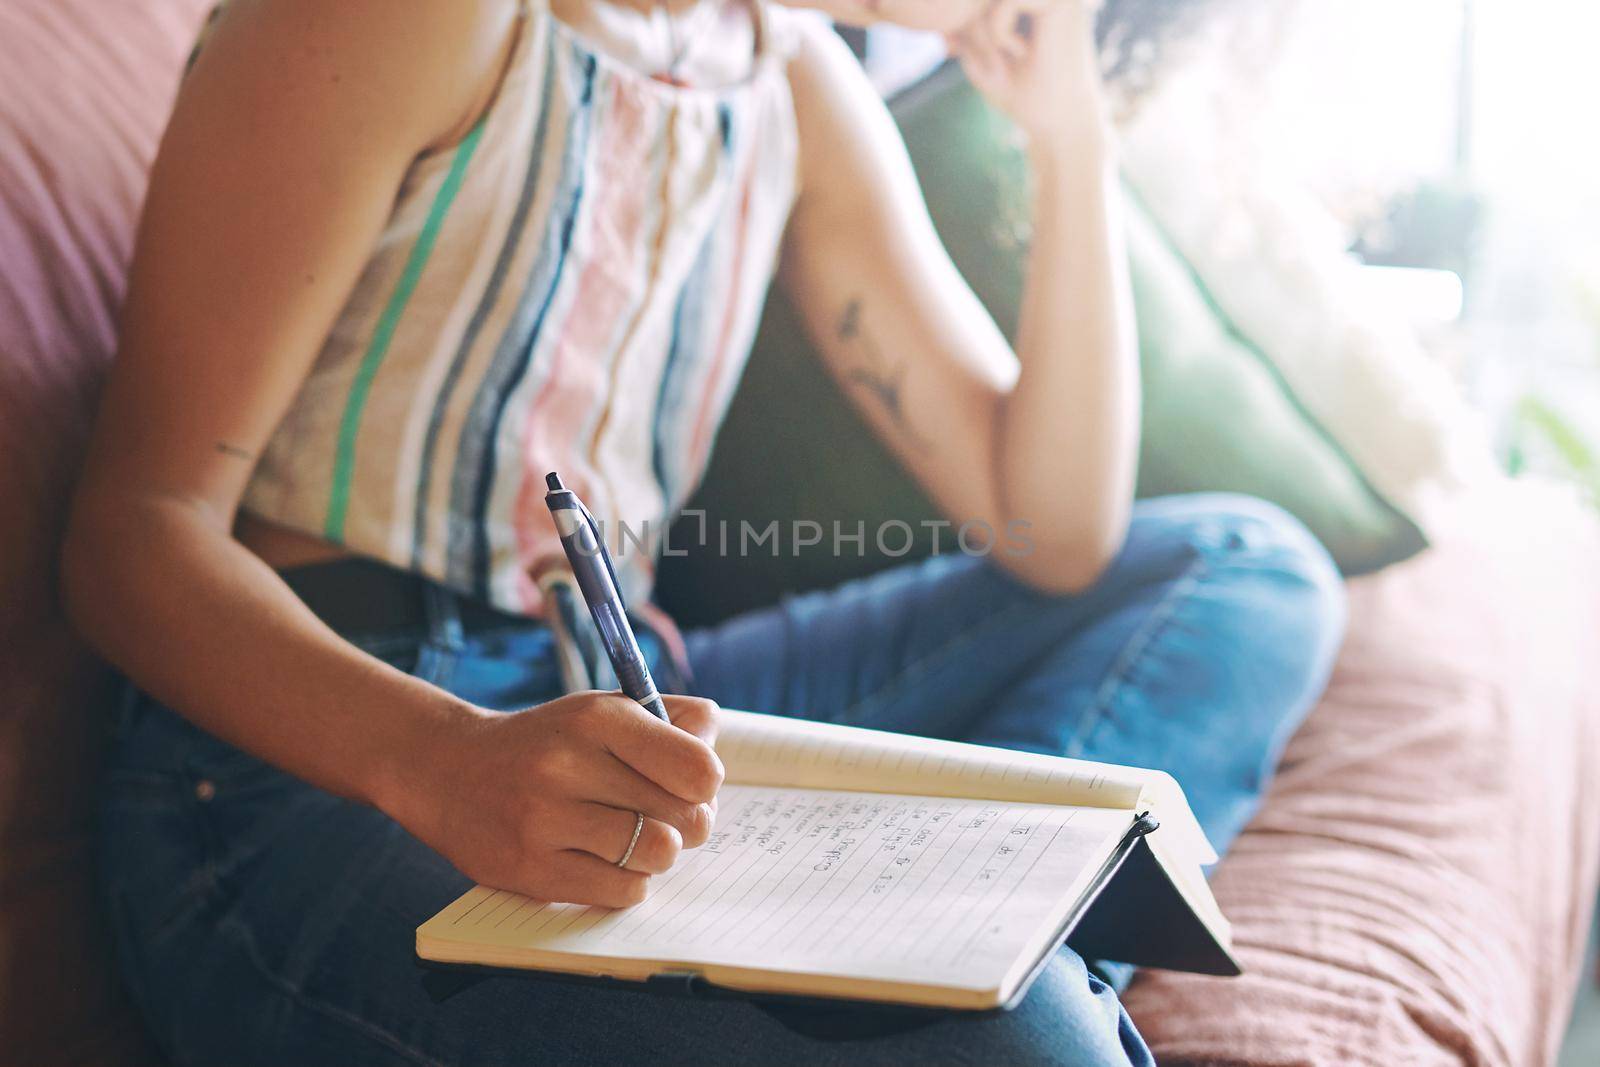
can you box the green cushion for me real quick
[655,64,1424,628]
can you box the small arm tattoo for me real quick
[838,298,865,342]
[836,298,928,452]
[215,442,255,462]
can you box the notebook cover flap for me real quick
[1065,836,1242,977]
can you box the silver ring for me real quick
[617,811,645,869]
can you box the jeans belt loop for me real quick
[421,580,466,654]
[537,569,624,695]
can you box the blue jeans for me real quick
[99,494,1344,1066]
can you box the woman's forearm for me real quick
[62,494,478,817]
[997,102,1140,586]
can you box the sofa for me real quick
[3,2,1597,1065]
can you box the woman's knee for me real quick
[1131,493,1346,649]
[1133,496,1346,840]
[1131,493,1346,744]
[1184,496,1347,757]
[1203,494,1342,642]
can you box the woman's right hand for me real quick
[390,693,725,909]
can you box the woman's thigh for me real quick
[102,698,1148,1067]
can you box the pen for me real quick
[543,472,671,723]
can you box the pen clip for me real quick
[576,498,628,614]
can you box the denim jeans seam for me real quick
[412,642,459,691]
[839,597,1037,725]
[104,767,182,791]
[217,913,448,1067]
[349,634,423,658]
[1064,555,1209,759]
[204,794,308,914]
[423,583,467,653]
[143,867,223,952]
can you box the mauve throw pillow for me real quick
[0,1,211,1063]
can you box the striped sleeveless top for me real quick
[238,1,801,618]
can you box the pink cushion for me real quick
[0,1,210,1062]
[1123,481,1600,1066]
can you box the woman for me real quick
[65,0,1343,1063]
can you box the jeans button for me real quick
[194,778,217,802]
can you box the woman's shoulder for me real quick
[202,0,524,67]
[194,0,525,156]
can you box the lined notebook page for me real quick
[420,785,1129,995]
[712,711,1214,865]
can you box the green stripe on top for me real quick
[324,122,487,542]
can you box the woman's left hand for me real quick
[950,0,1110,143]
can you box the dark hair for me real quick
[1096,0,1231,94]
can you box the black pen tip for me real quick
[545,471,564,493]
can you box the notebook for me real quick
[416,710,1239,1011]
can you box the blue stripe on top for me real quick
[455,43,599,598]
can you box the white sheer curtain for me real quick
[1123,0,1597,464]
